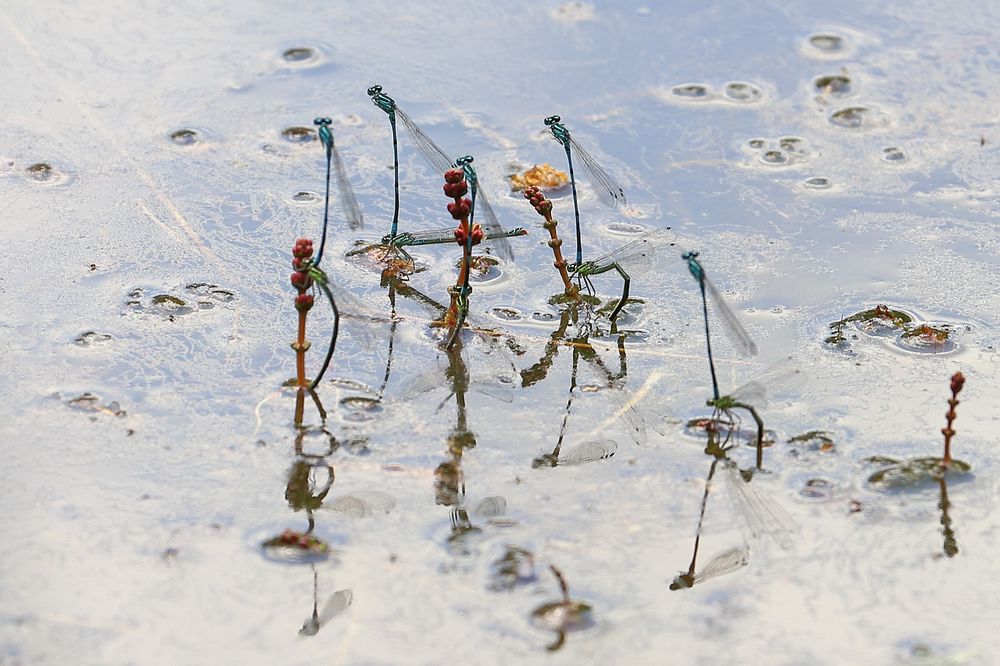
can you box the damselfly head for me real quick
[367,85,382,96]
[313,117,332,127]
[682,249,700,261]
[544,115,561,126]
[457,155,474,166]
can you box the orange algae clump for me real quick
[510,164,569,191]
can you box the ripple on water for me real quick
[168,128,202,146]
[803,176,833,190]
[760,150,788,165]
[830,106,886,129]
[723,81,763,103]
[882,146,906,162]
[672,83,710,99]
[339,396,383,423]
[292,190,319,203]
[23,161,72,186]
[814,73,852,97]
[606,221,647,236]
[492,306,524,322]
[282,126,317,143]
[803,32,849,59]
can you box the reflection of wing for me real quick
[329,495,368,518]
[318,589,353,625]
[473,496,507,517]
[696,544,750,583]
[559,439,617,465]
[728,356,805,408]
[723,461,795,549]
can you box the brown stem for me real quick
[294,387,306,428]
[941,372,965,465]
[540,210,580,299]
[296,308,308,389]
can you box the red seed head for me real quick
[537,199,552,214]
[444,168,464,184]
[951,372,966,395]
[295,293,315,312]
[447,198,471,220]
[523,186,540,200]
[290,271,312,290]
[471,224,484,245]
[293,238,314,259]
[291,256,303,270]
[443,180,469,199]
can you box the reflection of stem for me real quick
[550,564,570,604]
[521,307,575,388]
[941,372,965,465]
[938,476,958,558]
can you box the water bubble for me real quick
[799,478,835,501]
[282,47,315,63]
[747,138,766,150]
[814,74,852,96]
[779,137,807,154]
[25,162,55,181]
[531,311,555,322]
[804,176,832,189]
[808,33,845,52]
[672,84,709,99]
[73,331,113,346]
[830,106,873,128]
[760,150,788,165]
[292,191,319,203]
[882,146,906,162]
[723,81,762,103]
[282,126,316,143]
[168,129,200,146]
[606,221,646,236]
[492,307,523,321]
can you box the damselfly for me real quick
[680,248,758,402]
[707,357,804,469]
[312,118,363,266]
[569,228,676,325]
[366,85,519,263]
[544,114,627,265]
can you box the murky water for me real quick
[3,1,1000,664]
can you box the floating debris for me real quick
[509,164,569,191]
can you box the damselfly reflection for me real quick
[671,434,795,590]
[299,565,352,637]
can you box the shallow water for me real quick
[3,1,1000,664]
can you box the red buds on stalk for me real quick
[454,224,484,246]
[447,198,472,220]
[444,168,464,184]
[293,238,314,259]
[523,186,553,216]
[443,180,469,198]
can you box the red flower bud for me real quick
[471,224,484,245]
[295,293,315,312]
[290,271,312,290]
[538,200,552,214]
[951,372,965,395]
[443,180,469,198]
[447,198,471,220]
[444,168,464,184]
[293,238,314,259]
[291,256,303,270]
[523,186,540,199]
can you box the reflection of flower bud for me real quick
[443,180,469,198]
[444,168,464,184]
[295,293,315,312]
[290,271,312,290]
[951,372,965,395]
[447,198,472,220]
